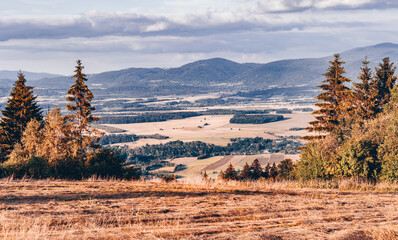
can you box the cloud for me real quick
[255,0,398,12]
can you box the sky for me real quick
[1,0,398,75]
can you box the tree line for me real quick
[129,137,302,163]
[0,61,140,179]
[216,159,294,181]
[229,114,284,124]
[298,54,398,181]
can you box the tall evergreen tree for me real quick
[66,60,100,153]
[250,159,262,180]
[221,163,237,180]
[0,72,42,161]
[373,57,397,114]
[352,58,378,120]
[238,163,252,180]
[304,54,351,140]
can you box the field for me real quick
[1,179,398,239]
[105,111,314,148]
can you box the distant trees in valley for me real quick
[128,137,302,164]
[229,114,284,124]
[219,159,294,181]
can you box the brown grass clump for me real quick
[0,178,398,239]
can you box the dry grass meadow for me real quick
[1,178,398,239]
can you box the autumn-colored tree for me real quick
[221,163,237,180]
[66,60,101,155]
[373,57,397,114]
[250,159,262,180]
[238,163,252,180]
[304,54,351,140]
[351,58,378,121]
[0,72,42,161]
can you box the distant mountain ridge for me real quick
[2,43,398,99]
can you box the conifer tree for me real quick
[0,72,42,161]
[66,60,101,154]
[269,163,278,179]
[263,162,271,179]
[238,163,252,180]
[352,58,378,120]
[222,163,237,180]
[373,57,397,114]
[250,159,262,180]
[304,54,351,140]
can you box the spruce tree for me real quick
[262,163,271,179]
[0,72,42,161]
[352,58,378,120]
[250,159,262,180]
[304,54,351,140]
[269,163,278,179]
[238,163,252,180]
[222,163,237,180]
[66,60,100,153]
[373,57,397,114]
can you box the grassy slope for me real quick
[0,179,398,239]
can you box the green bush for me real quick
[278,159,295,180]
[338,139,380,181]
[27,157,50,179]
[122,165,141,180]
[86,148,124,178]
[296,142,328,180]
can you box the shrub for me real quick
[162,174,176,182]
[296,142,328,180]
[85,148,124,178]
[2,144,29,178]
[338,139,380,181]
[278,159,295,180]
[122,165,141,180]
[27,156,50,179]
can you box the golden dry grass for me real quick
[1,178,398,239]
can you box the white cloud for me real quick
[0,0,398,74]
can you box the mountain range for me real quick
[1,43,398,99]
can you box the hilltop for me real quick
[1,43,398,99]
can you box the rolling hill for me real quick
[1,42,398,99]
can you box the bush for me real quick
[162,174,176,182]
[296,142,328,180]
[86,148,124,178]
[122,165,141,180]
[338,139,380,181]
[278,159,295,180]
[27,157,50,179]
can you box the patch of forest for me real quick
[229,114,284,124]
[99,133,169,145]
[126,137,302,168]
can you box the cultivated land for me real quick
[105,111,314,148]
[1,179,397,239]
